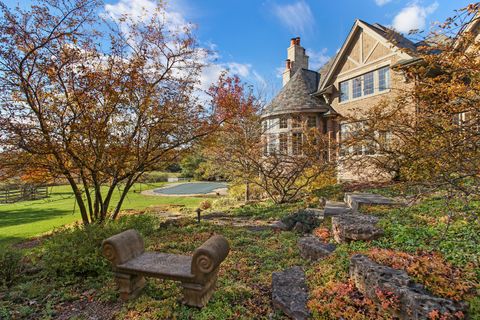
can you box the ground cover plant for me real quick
[0,188,478,320]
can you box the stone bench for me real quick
[102,229,230,308]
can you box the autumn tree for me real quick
[341,4,480,199]
[204,75,335,204]
[0,0,219,224]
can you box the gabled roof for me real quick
[316,19,414,92]
[262,68,328,118]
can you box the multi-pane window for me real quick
[292,132,302,155]
[307,116,316,128]
[339,67,390,102]
[279,133,288,154]
[352,77,362,99]
[268,135,277,155]
[340,81,349,102]
[279,117,288,129]
[262,120,268,132]
[340,122,382,156]
[363,72,374,95]
[292,115,301,128]
[378,67,390,91]
[263,138,268,156]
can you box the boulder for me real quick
[272,266,310,320]
[331,214,383,243]
[298,236,336,261]
[350,255,467,319]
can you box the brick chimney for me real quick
[282,37,309,86]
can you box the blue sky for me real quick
[4,0,475,97]
[166,0,472,95]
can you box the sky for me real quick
[4,0,475,98]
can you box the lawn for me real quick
[0,183,204,246]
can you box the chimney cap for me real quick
[295,37,301,45]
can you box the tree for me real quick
[342,4,480,199]
[0,0,219,224]
[204,75,335,204]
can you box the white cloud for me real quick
[103,0,263,94]
[307,48,330,70]
[104,0,189,33]
[374,0,393,6]
[392,2,439,33]
[272,1,315,34]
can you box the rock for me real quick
[270,220,288,231]
[331,214,383,243]
[298,236,336,261]
[324,201,352,217]
[350,254,467,320]
[344,193,400,212]
[272,266,310,320]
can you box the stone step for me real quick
[272,266,310,320]
[324,201,352,217]
[298,236,336,261]
[344,193,400,212]
[350,255,467,319]
[332,214,384,243]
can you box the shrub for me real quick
[313,183,344,202]
[281,209,321,233]
[0,248,23,287]
[228,182,264,201]
[40,214,157,280]
[199,200,212,210]
[140,172,169,183]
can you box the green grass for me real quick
[0,183,204,245]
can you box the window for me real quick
[307,116,316,128]
[352,77,362,99]
[279,133,288,154]
[279,117,288,129]
[378,67,389,91]
[292,132,302,155]
[340,81,350,102]
[263,138,268,156]
[292,115,301,128]
[262,120,268,132]
[363,72,374,96]
[268,135,277,155]
[340,122,380,156]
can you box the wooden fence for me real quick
[0,185,49,204]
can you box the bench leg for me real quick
[115,272,145,301]
[181,274,218,308]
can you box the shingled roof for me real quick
[262,68,328,118]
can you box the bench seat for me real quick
[117,252,194,281]
[102,229,230,308]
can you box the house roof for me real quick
[262,68,328,118]
[316,19,414,92]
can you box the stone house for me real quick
[262,16,479,182]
